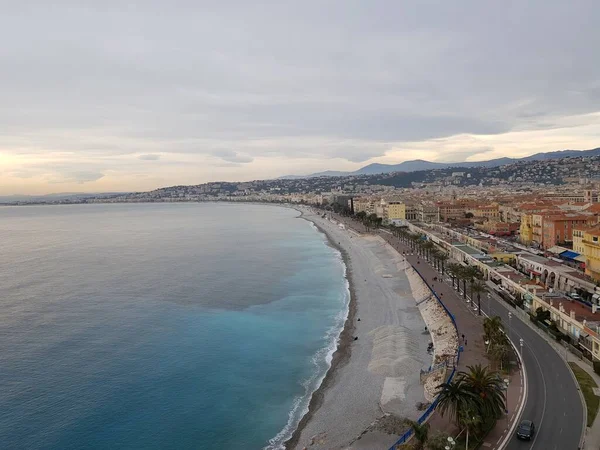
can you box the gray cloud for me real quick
[211,150,254,164]
[1,1,599,185]
[138,154,160,161]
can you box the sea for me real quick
[0,202,349,450]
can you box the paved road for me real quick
[328,215,585,449]
[482,289,584,450]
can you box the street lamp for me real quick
[504,378,510,424]
[508,312,512,341]
[519,338,524,358]
[485,339,490,353]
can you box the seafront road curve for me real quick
[483,288,585,450]
[372,224,585,450]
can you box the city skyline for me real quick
[2,1,600,195]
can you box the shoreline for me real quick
[284,208,432,450]
[283,208,357,450]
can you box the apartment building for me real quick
[418,203,440,223]
[387,201,406,221]
[467,203,500,220]
[541,214,596,249]
[438,202,466,221]
[353,198,375,215]
[583,226,600,281]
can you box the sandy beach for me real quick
[286,209,437,450]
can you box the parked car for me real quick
[516,420,535,440]
[569,292,581,301]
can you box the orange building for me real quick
[541,213,596,249]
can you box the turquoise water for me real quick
[0,203,349,450]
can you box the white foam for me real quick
[264,265,351,450]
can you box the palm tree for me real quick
[483,316,504,342]
[447,263,462,289]
[430,249,441,271]
[458,266,469,299]
[470,281,486,315]
[460,364,506,420]
[422,241,434,261]
[406,420,429,450]
[461,265,481,300]
[459,405,483,450]
[437,252,448,275]
[490,338,511,370]
[435,377,479,426]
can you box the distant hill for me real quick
[281,147,600,179]
[0,192,128,204]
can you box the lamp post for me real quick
[445,435,456,450]
[504,378,510,425]
[485,339,490,353]
[519,338,524,358]
[508,312,512,342]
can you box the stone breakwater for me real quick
[405,265,459,401]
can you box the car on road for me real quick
[516,419,535,440]
[569,292,582,301]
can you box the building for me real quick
[353,198,375,215]
[519,213,534,244]
[468,203,500,220]
[418,203,439,223]
[387,201,406,221]
[405,203,419,221]
[438,202,466,221]
[477,219,519,236]
[541,214,596,249]
[583,226,600,281]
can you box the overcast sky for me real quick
[1,1,600,195]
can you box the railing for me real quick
[388,267,460,449]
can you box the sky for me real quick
[1,1,600,195]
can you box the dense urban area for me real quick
[7,149,600,449]
[10,150,600,361]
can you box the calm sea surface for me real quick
[0,203,349,450]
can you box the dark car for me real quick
[516,419,535,440]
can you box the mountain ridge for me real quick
[281,147,600,179]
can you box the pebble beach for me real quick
[286,209,455,450]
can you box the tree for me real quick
[535,307,550,322]
[459,405,483,449]
[406,420,429,450]
[470,281,486,316]
[458,266,469,299]
[447,263,462,289]
[425,432,455,450]
[460,265,481,300]
[437,253,448,275]
[422,241,434,261]
[489,339,511,370]
[435,377,479,426]
[483,316,504,344]
[460,364,506,420]
[430,249,441,271]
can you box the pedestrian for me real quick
[461,334,465,342]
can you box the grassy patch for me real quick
[569,362,600,427]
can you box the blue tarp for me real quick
[560,250,580,260]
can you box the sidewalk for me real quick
[386,235,524,449]
[328,214,524,448]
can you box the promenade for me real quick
[330,213,524,449]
